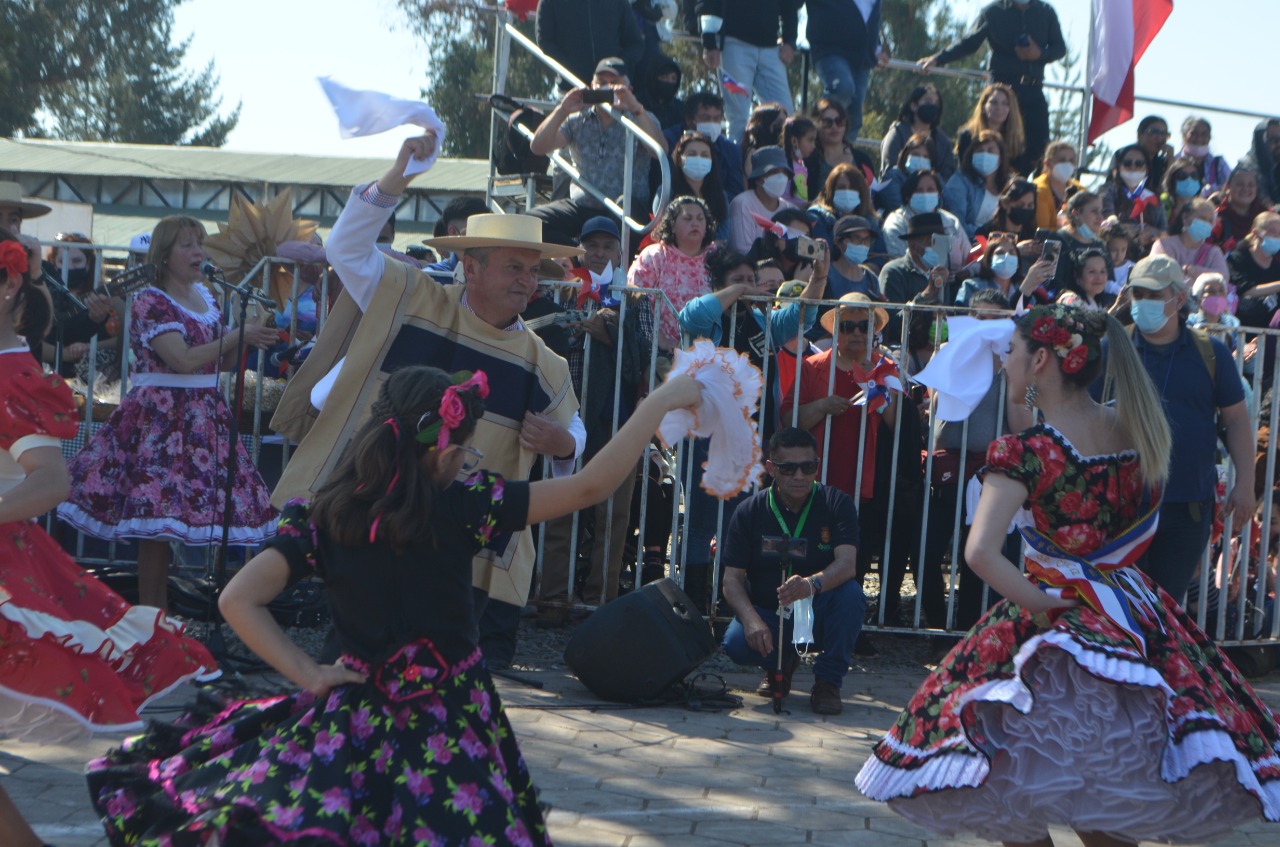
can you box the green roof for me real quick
[0,138,488,192]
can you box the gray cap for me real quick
[1128,254,1184,292]
[747,145,792,181]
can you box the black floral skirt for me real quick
[86,639,551,846]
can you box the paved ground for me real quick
[5,648,1279,846]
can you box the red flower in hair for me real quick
[1061,344,1089,374]
[0,241,29,281]
[1029,316,1058,344]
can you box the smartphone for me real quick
[1034,228,1054,242]
[1017,34,1031,47]
[794,236,823,260]
[1040,240,1061,274]
[580,88,615,104]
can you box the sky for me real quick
[174,0,1272,168]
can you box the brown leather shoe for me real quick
[755,648,801,697]
[810,679,843,715]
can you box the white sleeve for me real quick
[549,411,587,478]
[328,184,392,313]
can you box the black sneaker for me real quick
[853,631,878,656]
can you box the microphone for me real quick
[201,260,223,279]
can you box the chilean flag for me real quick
[854,356,902,415]
[721,73,750,97]
[751,212,789,238]
[1087,0,1173,143]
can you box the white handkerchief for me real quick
[914,316,1015,422]
[318,77,447,177]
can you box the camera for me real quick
[793,236,823,260]
[580,88,616,105]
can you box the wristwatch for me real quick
[809,574,824,595]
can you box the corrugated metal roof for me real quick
[0,138,488,192]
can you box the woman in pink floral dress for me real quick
[58,216,280,610]
[856,305,1280,845]
[627,195,716,351]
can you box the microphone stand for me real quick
[201,265,274,669]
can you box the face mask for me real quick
[762,173,790,198]
[1131,298,1170,333]
[833,189,860,213]
[1120,169,1147,189]
[920,246,942,269]
[1175,177,1201,198]
[910,192,939,213]
[1051,161,1076,182]
[1263,236,1280,255]
[972,152,1000,176]
[1186,143,1210,157]
[1008,207,1035,226]
[1186,218,1213,242]
[843,243,870,264]
[681,156,712,181]
[991,253,1018,279]
[62,266,93,291]
[1076,222,1096,241]
[1200,295,1227,316]
[915,103,940,124]
[786,227,809,240]
[906,155,931,174]
[695,121,723,142]
[654,80,679,101]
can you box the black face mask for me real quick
[653,80,679,102]
[61,266,94,292]
[1007,207,1036,226]
[915,103,940,124]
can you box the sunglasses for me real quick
[1143,127,1169,137]
[1121,159,1147,168]
[772,460,819,476]
[987,231,1018,245]
[838,320,870,334]
[820,116,846,127]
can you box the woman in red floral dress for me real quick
[857,305,1280,845]
[0,233,216,743]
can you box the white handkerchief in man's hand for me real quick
[319,77,447,177]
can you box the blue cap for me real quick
[578,216,620,242]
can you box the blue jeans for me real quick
[720,35,794,144]
[813,54,871,143]
[1140,498,1214,604]
[722,579,866,687]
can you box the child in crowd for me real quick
[1101,217,1135,296]
[781,116,818,204]
[86,364,703,844]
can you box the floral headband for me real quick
[415,370,490,451]
[1026,305,1100,375]
[0,241,29,281]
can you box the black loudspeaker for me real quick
[564,578,717,703]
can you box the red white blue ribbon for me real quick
[853,356,902,414]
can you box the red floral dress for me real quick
[856,424,1280,843]
[0,348,216,741]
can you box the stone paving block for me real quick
[692,817,812,844]
[754,803,868,830]
[867,813,939,840]
[543,823,629,846]
[640,797,758,820]
[537,786,648,815]
[659,764,765,789]
[576,811,695,837]
[599,775,691,801]
[811,828,924,847]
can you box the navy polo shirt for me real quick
[1097,325,1242,503]
[721,484,860,609]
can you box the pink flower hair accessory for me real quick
[416,370,490,451]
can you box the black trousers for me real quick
[1011,81,1049,174]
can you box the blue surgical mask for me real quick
[1186,218,1213,242]
[1131,298,1171,333]
[910,192,939,213]
[843,243,870,264]
[833,189,860,213]
[681,155,712,181]
[921,246,942,269]
[1262,236,1280,255]
[1076,222,1096,241]
[972,152,1000,176]
[990,253,1018,279]
[1175,177,1201,199]
[906,155,931,174]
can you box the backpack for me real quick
[490,94,550,176]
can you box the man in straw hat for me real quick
[272,134,587,613]
[0,181,51,235]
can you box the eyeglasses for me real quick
[987,231,1018,245]
[1120,159,1146,168]
[838,320,870,334]
[1143,126,1169,137]
[455,445,484,473]
[820,116,846,128]
[772,460,819,476]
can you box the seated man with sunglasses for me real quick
[720,427,865,715]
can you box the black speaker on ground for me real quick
[564,578,717,703]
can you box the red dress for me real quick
[0,349,216,740]
[856,424,1280,843]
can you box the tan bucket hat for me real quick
[0,182,51,219]
[820,291,890,336]
[422,213,583,259]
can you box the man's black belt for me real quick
[995,75,1044,87]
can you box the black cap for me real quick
[905,212,946,238]
[833,215,874,240]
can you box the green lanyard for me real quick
[768,484,816,540]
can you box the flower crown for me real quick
[414,370,490,450]
[1026,305,1100,375]
[0,241,29,282]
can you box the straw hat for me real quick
[0,182,51,219]
[820,291,890,336]
[422,213,583,259]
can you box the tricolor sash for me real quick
[1019,504,1164,656]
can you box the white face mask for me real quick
[1051,161,1076,182]
[695,121,723,142]
[681,155,713,181]
[1120,169,1147,189]
[833,189,860,213]
[762,173,790,198]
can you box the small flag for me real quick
[751,212,788,238]
[854,356,903,414]
[720,73,749,97]
[568,267,600,308]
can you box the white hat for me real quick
[129,232,152,255]
[421,214,583,259]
